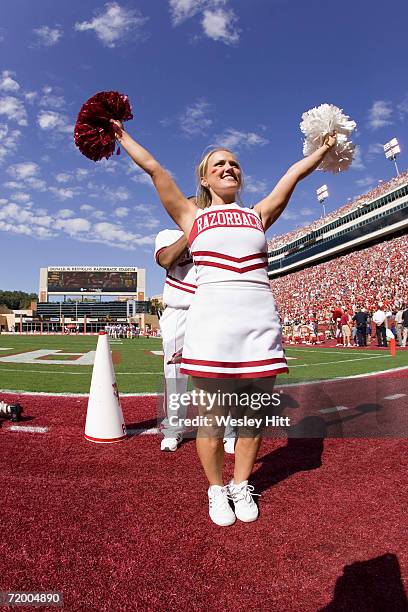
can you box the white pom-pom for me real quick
[300,103,357,173]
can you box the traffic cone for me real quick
[84,331,127,443]
[390,338,396,357]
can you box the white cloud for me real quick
[114,206,129,218]
[355,176,377,188]
[39,86,66,110]
[25,177,47,191]
[75,2,148,48]
[127,164,153,186]
[130,172,153,186]
[93,185,130,201]
[180,100,212,136]
[37,110,72,133]
[76,168,89,180]
[0,123,21,163]
[49,186,77,200]
[351,144,365,171]
[92,221,154,249]
[245,175,267,194]
[24,91,37,104]
[367,143,383,156]
[133,204,160,229]
[300,207,314,216]
[0,70,20,93]
[79,204,105,219]
[56,209,75,219]
[169,0,239,45]
[8,162,39,180]
[367,101,393,130]
[55,217,91,235]
[202,7,239,44]
[80,204,95,212]
[55,173,71,183]
[10,192,31,203]
[169,0,207,25]
[0,96,27,125]
[0,201,55,238]
[397,96,408,120]
[215,128,269,150]
[33,25,63,47]
[282,210,297,221]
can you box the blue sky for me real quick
[0,0,407,297]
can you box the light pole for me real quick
[383,138,401,176]
[316,184,329,217]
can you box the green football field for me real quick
[0,335,406,394]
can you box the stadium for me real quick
[1,3,408,609]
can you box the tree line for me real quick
[0,290,38,311]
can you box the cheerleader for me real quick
[110,118,335,526]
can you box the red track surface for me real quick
[0,383,407,611]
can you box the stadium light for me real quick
[383,138,401,176]
[316,184,329,217]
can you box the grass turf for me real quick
[0,335,407,394]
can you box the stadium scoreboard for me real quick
[39,267,146,301]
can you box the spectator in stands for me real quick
[340,310,352,347]
[270,234,407,329]
[401,305,408,348]
[373,304,387,348]
[353,307,368,347]
[395,305,404,346]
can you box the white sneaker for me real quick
[228,480,259,523]
[223,437,236,455]
[208,485,236,526]
[160,435,182,452]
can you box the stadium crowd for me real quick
[271,234,408,335]
[267,169,408,251]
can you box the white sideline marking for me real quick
[319,406,349,414]
[127,427,159,436]
[150,351,164,356]
[0,369,160,375]
[0,388,162,397]
[288,349,385,356]
[289,355,385,368]
[0,348,14,351]
[383,394,407,400]
[8,425,48,433]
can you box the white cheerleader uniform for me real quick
[180,203,288,379]
[155,229,197,436]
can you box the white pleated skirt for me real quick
[180,282,288,379]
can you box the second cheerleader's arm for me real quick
[111,120,196,235]
[157,235,189,270]
[253,133,336,231]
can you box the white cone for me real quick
[84,331,127,443]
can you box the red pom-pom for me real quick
[74,91,133,162]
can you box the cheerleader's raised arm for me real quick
[110,119,196,235]
[253,132,336,230]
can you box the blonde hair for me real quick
[195,147,244,209]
